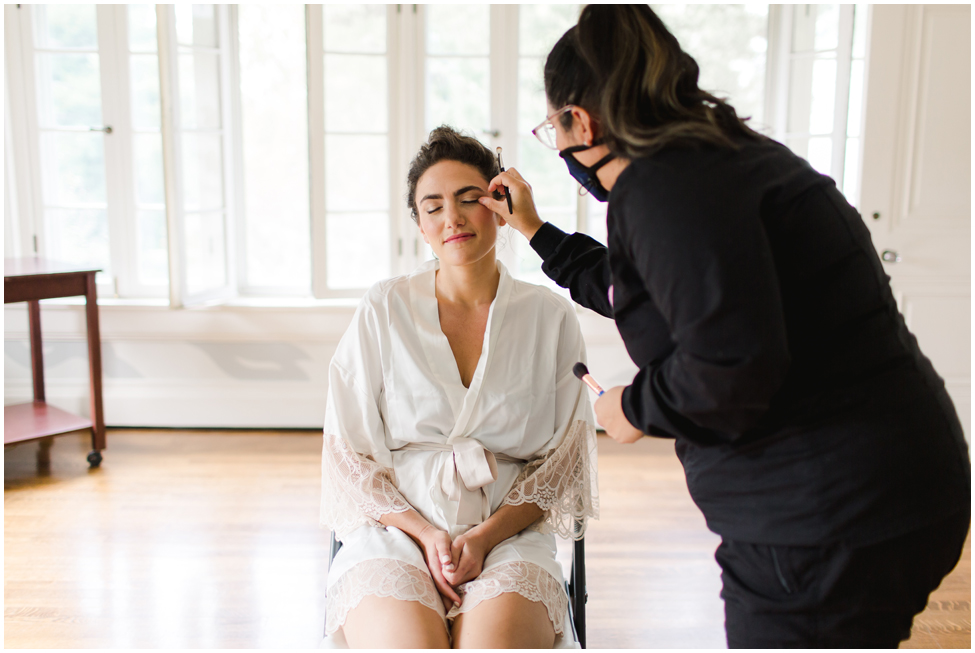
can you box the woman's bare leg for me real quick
[450,592,556,649]
[342,595,450,648]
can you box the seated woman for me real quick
[320,126,599,648]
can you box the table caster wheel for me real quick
[87,450,103,468]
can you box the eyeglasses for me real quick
[531,105,575,150]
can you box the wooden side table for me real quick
[4,258,106,467]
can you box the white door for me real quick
[859,5,971,441]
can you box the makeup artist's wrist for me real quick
[528,221,568,260]
[522,218,544,242]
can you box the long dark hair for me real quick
[544,5,765,159]
[406,125,499,224]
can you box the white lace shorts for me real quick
[325,524,568,637]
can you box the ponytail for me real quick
[544,5,764,159]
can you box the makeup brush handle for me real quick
[581,374,605,396]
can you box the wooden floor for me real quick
[4,429,970,648]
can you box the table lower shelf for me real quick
[4,401,93,445]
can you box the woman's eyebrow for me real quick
[453,185,485,197]
[420,186,485,203]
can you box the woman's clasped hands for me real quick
[417,524,491,612]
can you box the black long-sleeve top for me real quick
[531,137,970,546]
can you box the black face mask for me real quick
[559,139,617,202]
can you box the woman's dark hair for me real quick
[544,5,765,159]
[406,125,500,223]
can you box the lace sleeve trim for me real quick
[320,433,412,539]
[500,419,599,540]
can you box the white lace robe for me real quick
[321,260,599,636]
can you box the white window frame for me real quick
[6,4,135,298]
[768,4,857,192]
[8,4,852,305]
[157,4,238,307]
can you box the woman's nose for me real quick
[443,203,466,227]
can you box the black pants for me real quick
[717,511,970,648]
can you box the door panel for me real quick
[860,5,971,441]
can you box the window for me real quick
[317,4,391,293]
[237,4,310,295]
[8,4,822,303]
[770,4,868,206]
[27,5,112,283]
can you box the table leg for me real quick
[37,436,54,466]
[28,299,45,402]
[85,273,106,453]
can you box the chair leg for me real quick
[572,537,586,649]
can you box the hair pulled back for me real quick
[406,125,499,223]
[544,5,764,159]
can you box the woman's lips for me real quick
[444,233,474,244]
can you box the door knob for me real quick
[881,249,901,263]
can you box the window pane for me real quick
[176,4,218,48]
[35,53,102,128]
[787,56,836,135]
[130,54,161,131]
[519,5,580,57]
[178,52,222,129]
[133,133,165,205]
[517,56,547,133]
[652,4,769,127]
[324,54,387,133]
[40,132,106,205]
[791,4,839,53]
[128,4,158,52]
[807,137,832,176]
[185,211,227,293]
[846,59,864,138]
[33,4,98,50]
[326,213,389,289]
[45,208,110,274]
[325,135,389,212]
[324,4,385,54]
[181,133,224,211]
[787,136,832,177]
[851,4,868,59]
[239,3,310,290]
[136,209,169,285]
[843,137,860,207]
[425,58,489,136]
[586,196,608,246]
[426,5,489,56]
[517,135,574,215]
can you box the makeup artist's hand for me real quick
[595,386,645,444]
[480,167,545,241]
[443,528,490,587]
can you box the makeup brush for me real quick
[573,362,605,396]
[496,147,514,215]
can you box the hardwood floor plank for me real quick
[4,429,969,648]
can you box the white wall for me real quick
[3,300,635,428]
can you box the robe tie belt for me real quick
[395,439,526,525]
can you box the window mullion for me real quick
[831,4,856,192]
[4,5,38,257]
[9,5,46,258]
[227,4,247,294]
[98,4,134,298]
[306,4,327,298]
[388,4,408,278]
[157,4,186,308]
[770,4,794,142]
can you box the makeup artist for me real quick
[479,5,970,649]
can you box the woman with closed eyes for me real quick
[320,126,598,648]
